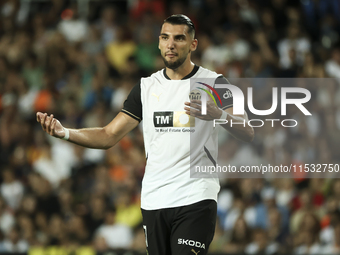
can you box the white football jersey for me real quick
[122,65,233,210]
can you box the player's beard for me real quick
[162,53,187,70]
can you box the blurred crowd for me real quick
[0,0,340,254]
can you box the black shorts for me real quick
[141,199,217,255]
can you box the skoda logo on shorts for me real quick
[178,238,206,249]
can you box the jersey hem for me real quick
[141,197,218,210]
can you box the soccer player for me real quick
[37,14,254,255]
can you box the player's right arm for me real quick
[36,112,139,149]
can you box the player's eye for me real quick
[161,36,168,40]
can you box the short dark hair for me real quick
[163,14,195,38]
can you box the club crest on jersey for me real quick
[191,82,223,107]
[189,89,201,101]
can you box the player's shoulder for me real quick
[196,66,230,84]
[139,69,165,90]
[141,69,164,83]
[196,66,221,79]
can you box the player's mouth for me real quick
[165,53,177,58]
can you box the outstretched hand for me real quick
[184,99,222,121]
[36,112,65,138]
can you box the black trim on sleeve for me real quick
[121,82,142,122]
[214,75,233,110]
[216,75,230,84]
[221,104,233,110]
[121,109,141,121]
[163,65,199,80]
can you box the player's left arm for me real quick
[220,107,254,142]
[184,101,254,142]
[185,76,254,142]
[211,76,254,142]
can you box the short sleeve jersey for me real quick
[122,65,233,210]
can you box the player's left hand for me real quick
[184,99,222,121]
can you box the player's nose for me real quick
[167,37,175,49]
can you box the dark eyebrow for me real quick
[174,34,186,39]
[160,33,186,39]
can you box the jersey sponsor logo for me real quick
[154,112,173,127]
[152,92,162,102]
[178,238,206,249]
[223,89,232,99]
[154,111,195,127]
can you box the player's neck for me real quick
[165,61,195,80]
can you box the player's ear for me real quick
[190,39,198,52]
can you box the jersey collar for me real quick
[163,65,199,80]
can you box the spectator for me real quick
[32,141,70,189]
[3,226,29,253]
[0,197,15,236]
[106,26,136,74]
[95,6,118,46]
[21,53,44,91]
[255,187,289,235]
[224,217,251,254]
[17,77,38,117]
[320,208,340,245]
[324,222,340,254]
[95,208,133,249]
[84,195,106,238]
[20,195,37,218]
[93,235,109,253]
[223,196,256,231]
[0,168,24,210]
[267,207,289,245]
[278,23,311,69]
[325,47,340,79]
[245,228,279,254]
[290,190,324,234]
[58,4,89,43]
[114,189,142,228]
[83,73,114,111]
[47,214,65,245]
[294,213,322,254]
[131,225,148,253]
[129,0,165,21]
[28,174,61,218]
[135,27,159,72]
[82,25,103,56]
[244,50,273,77]
[66,215,90,245]
[294,229,323,255]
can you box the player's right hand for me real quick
[36,112,65,139]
